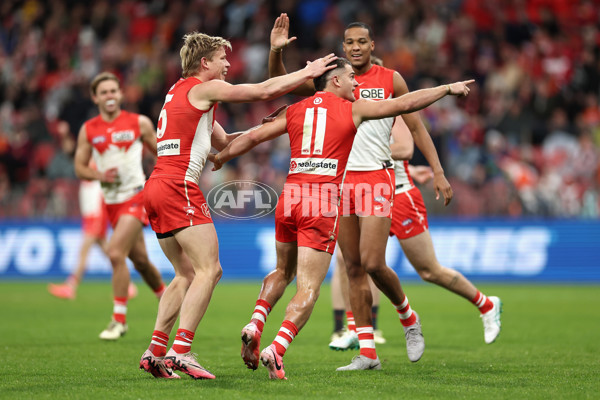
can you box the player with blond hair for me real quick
[138,31,338,380]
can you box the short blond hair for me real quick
[90,72,120,96]
[180,32,232,78]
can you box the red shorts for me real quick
[389,186,428,239]
[341,169,395,218]
[275,188,339,254]
[144,177,212,234]
[105,190,149,228]
[81,204,108,239]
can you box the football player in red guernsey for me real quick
[211,57,472,379]
[74,72,167,340]
[137,31,337,380]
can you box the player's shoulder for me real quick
[84,114,103,129]
[368,64,397,80]
[292,91,349,110]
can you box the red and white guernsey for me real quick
[85,110,145,204]
[285,91,357,187]
[151,77,216,184]
[393,160,416,193]
[390,132,415,194]
[346,65,396,171]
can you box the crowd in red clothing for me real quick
[1,0,599,218]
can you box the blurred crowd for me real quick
[1,0,600,219]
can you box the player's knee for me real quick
[417,268,436,283]
[299,286,321,306]
[209,263,223,284]
[344,260,363,279]
[107,248,127,267]
[415,263,443,284]
[362,259,385,275]
[282,269,296,284]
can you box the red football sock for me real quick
[153,283,166,299]
[250,299,272,332]
[471,291,493,314]
[149,330,169,357]
[357,326,377,359]
[346,311,356,332]
[272,320,299,357]
[394,296,417,327]
[172,329,195,354]
[113,296,128,324]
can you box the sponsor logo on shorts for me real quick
[157,139,181,156]
[206,180,278,220]
[374,196,387,204]
[111,130,135,143]
[289,157,338,176]
[402,218,413,226]
[359,88,385,100]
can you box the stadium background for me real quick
[1,0,600,282]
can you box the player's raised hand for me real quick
[271,13,297,52]
[304,53,338,78]
[447,80,475,97]
[208,153,223,171]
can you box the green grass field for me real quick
[1,281,599,399]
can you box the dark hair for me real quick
[345,22,374,40]
[313,58,351,91]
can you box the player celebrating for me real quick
[212,57,473,379]
[74,72,166,340]
[137,32,338,380]
[268,15,455,368]
[389,118,502,344]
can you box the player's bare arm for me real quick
[352,79,473,126]
[393,73,455,205]
[390,116,414,161]
[408,165,435,184]
[268,13,316,96]
[192,53,336,110]
[210,111,288,171]
[211,121,242,151]
[139,114,157,155]
[74,125,117,183]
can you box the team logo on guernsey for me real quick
[111,130,135,143]
[157,139,180,156]
[289,157,338,176]
[313,97,322,104]
[359,88,385,100]
[206,180,278,220]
